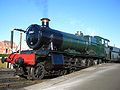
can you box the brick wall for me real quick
[0,40,17,54]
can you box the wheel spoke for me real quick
[30,63,45,80]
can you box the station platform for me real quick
[19,63,120,90]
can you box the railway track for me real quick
[0,76,48,89]
[0,69,56,89]
[0,68,15,74]
[0,69,39,89]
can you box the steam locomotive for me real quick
[2,18,120,80]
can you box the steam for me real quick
[42,0,48,17]
[34,0,48,17]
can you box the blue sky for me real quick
[0,0,120,49]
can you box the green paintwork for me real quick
[32,32,109,60]
[61,32,87,52]
[60,32,108,58]
[87,44,105,57]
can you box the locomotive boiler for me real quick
[26,18,86,52]
[2,18,120,80]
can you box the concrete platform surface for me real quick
[19,63,120,90]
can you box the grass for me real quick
[0,62,7,68]
[0,54,8,68]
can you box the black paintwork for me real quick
[26,24,63,50]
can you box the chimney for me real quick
[41,18,50,27]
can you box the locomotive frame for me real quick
[1,18,120,80]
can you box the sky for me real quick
[0,0,120,49]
